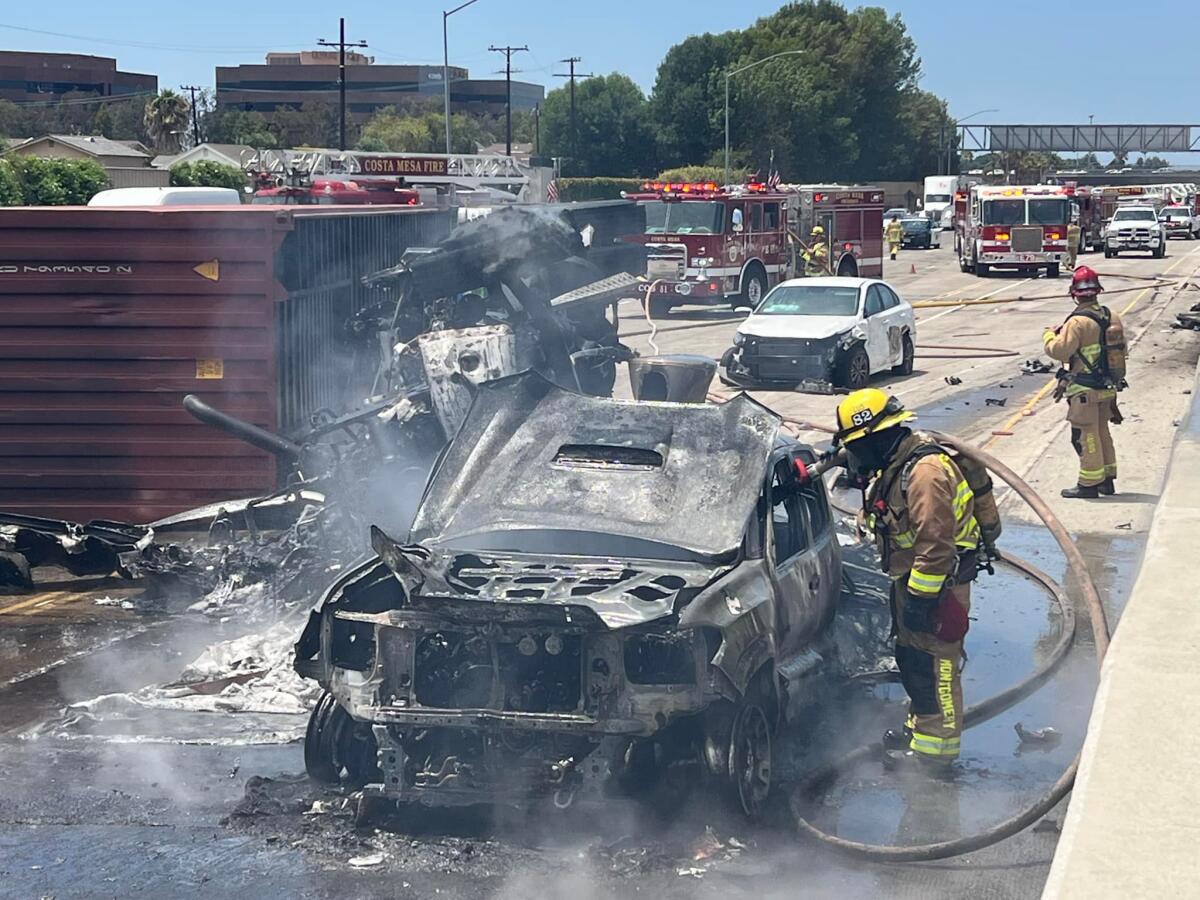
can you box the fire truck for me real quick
[622,182,885,316]
[1063,183,1105,253]
[957,184,1072,278]
[251,177,421,206]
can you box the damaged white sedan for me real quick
[294,371,842,819]
[721,277,916,391]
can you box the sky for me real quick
[3,0,1199,145]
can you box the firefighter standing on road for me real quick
[886,215,904,261]
[803,225,829,275]
[834,389,990,774]
[1044,266,1128,499]
[1066,220,1082,270]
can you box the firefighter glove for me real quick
[902,590,939,634]
[1110,402,1124,425]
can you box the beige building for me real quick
[5,135,169,188]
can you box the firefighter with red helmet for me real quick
[1044,266,1128,499]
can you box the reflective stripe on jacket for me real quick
[865,432,980,596]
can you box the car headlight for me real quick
[733,332,745,346]
[690,256,714,267]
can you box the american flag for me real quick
[546,179,559,203]
[767,169,781,190]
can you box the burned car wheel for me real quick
[305,691,381,788]
[727,702,772,818]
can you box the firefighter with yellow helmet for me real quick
[803,224,829,275]
[833,388,998,773]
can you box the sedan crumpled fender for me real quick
[678,558,777,697]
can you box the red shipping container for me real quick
[0,205,453,523]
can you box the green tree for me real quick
[144,89,191,153]
[356,109,489,154]
[204,108,277,148]
[650,31,741,170]
[5,157,108,205]
[170,160,247,191]
[541,74,655,177]
[1135,155,1170,170]
[648,1,952,182]
[0,159,23,205]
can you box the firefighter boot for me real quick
[1061,484,1101,499]
[882,727,912,752]
[1098,477,1116,496]
[882,749,955,781]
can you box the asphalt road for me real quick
[1,237,1197,899]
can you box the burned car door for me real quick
[766,457,828,656]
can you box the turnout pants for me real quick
[888,238,901,259]
[893,580,971,760]
[1067,391,1117,486]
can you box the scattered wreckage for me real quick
[0,204,645,596]
[295,371,843,818]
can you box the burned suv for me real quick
[295,372,841,817]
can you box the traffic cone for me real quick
[910,263,917,275]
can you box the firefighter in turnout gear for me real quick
[803,224,829,275]
[834,389,985,773]
[886,215,904,260]
[1044,266,1128,499]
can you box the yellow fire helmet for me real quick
[835,388,915,445]
[811,225,825,236]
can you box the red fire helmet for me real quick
[1070,265,1103,298]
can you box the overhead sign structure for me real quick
[962,125,1198,154]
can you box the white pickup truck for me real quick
[1104,205,1166,258]
[1160,205,1200,241]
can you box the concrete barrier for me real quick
[1043,359,1200,898]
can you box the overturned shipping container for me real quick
[0,205,454,522]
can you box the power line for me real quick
[554,57,593,174]
[317,17,368,151]
[9,90,158,109]
[488,44,528,156]
[0,21,270,53]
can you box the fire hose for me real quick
[718,400,1111,860]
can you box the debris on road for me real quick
[944,375,963,385]
[1033,818,1062,834]
[1116,522,1133,530]
[347,853,385,868]
[985,398,1007,407]
[1021,359,1053,374]
[1014,723,1063,751]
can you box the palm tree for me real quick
[144,89,191,154]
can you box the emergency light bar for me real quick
[640,181,721,194]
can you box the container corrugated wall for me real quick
[276,208,454,432]
[0,204,454,523]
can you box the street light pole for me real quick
[443,0,483,156]
[947,108,998,175]
[723,50,805,187]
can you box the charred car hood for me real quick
[408,372,780,559]
[387,544,727,628]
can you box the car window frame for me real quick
[879,284,901,309]
[768,462,808,564]
[864,284,886,318]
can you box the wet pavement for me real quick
[0,518,1140,899]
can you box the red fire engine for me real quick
[252,177,421,206]
[957,184,1072,278]
[622,181,884,315]
[1063,183,1104,253]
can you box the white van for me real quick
[87,187,243,207]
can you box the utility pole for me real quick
[318,18,368,151]
[533,104,540,155]
[181,84,202,148]
[489,45,528,156]
[553,57,593,176]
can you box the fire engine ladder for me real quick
[242,148,532,192]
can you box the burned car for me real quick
[295,371,842,817]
